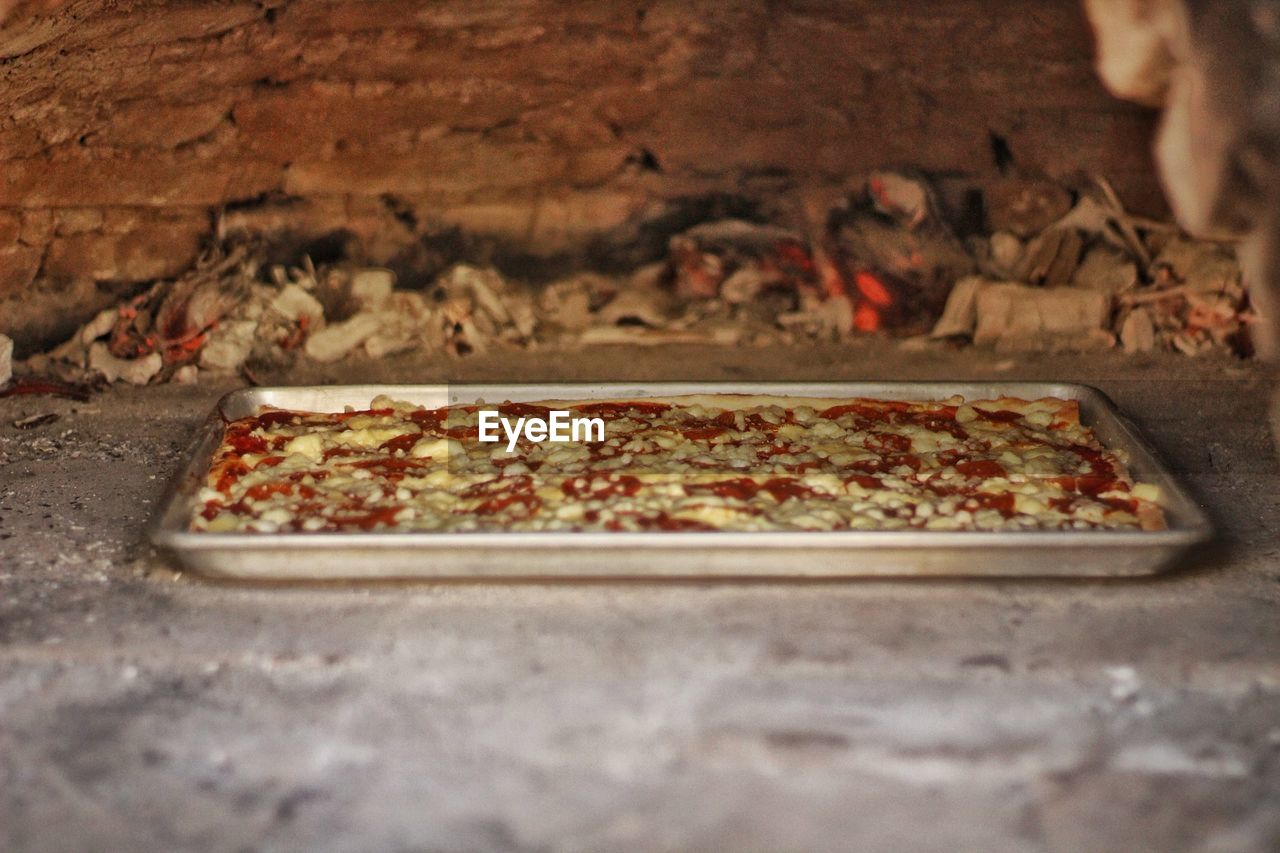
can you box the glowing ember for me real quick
[811,251,896,334]
[854,302,881,332]
[855,270,893,308]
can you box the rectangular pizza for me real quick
[190,394,1166,534]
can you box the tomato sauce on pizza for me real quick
[191,394,1165,533]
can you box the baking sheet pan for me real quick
[149,382,1213,580]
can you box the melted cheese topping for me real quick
[191,394,1166,534]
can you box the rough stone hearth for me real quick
[1,345,1277,850]
[1,0,1162,353]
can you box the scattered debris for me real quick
[1094,175,1153,269]
[929,276,986,339]
[1073,245,1138,295]
[866,169,935,229]
[350,268,395,309]
[1119,307,1157,354]
[199,319,259,372]
[986,176,1074,238]
[88,343,163,385]
[579,325,741,347]
[595,285,678,329]
[0,333,11,388]
[439,264,537,349]
[13,412,59,430]
[987,232,1024,277]
[930,174,1248,356]
[365,291,434,359]
[539,273,609,332]
[109,245,252,366]
[304,313,383,364]
[669,219,808,301]
[0,376,95,401]
[1154,237,1242,295]
[779,291,856,340]
[969,282,1113,352]
[270,283,325,327]
[18,171,1254,385]
[172,364,200,384]
[1014,227,1085,287]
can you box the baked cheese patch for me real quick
[191,394,1165,533]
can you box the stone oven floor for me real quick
[1,344,1277,851]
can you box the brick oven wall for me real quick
[0,0,1160,353]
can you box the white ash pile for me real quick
[17,170,1255,387]
[20,238,801,387]
[22,248,545,386]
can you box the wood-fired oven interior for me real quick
[2,4,1280,848]
[2,0,1268,381]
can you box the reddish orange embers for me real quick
[809,248,895,333]
[853,269,893,332]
